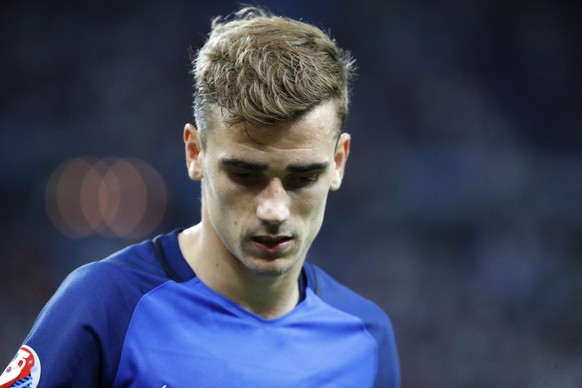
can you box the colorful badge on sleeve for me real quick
[0,346,41,388]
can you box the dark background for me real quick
[1,0,581,386]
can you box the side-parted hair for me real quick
[191,6,355,143]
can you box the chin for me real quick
[243,257,297,278]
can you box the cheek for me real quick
[294,189,329,227]
[203,179,245,247]
[204,175,254,231]
[204,172,239,208]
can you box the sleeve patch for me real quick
[0,345,41,388]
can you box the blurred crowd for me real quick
[1,0,580,386]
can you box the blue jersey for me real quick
[1,230,399,387]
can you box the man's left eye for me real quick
[285,174,319,190]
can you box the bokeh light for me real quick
[46,157,167,239]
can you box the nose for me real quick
[256,178,290,225]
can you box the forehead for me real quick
[205,101,340,158]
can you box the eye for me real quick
[227,170,263,186]
[284,173,320,190]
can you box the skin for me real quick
[178,100,350,319]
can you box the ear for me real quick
[184,123,204,180]
[330,133,350,191]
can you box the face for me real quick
[185,101,350,277]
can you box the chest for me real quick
[112,283,378,387]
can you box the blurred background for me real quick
[1,0,580,386]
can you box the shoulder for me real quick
[64,227,189,291]
[17,235,176,386]
[39,229,188,331]
[303,262,400,387]
[304,262,389,325]
[29,236,170,345]
[56,238,166,300]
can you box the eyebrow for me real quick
[220,158,268,172]
[219,158,328,173]
[287,162,329,173]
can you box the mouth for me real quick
[251,235,293,254]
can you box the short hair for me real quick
[191,6,355,143]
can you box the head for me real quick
[191,6,355,146]
[184,7,355,278]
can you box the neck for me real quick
[178,223,302,319]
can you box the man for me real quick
[1,7,399,387]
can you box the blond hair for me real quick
[191,6,355,142]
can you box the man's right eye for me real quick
[227,171,262,185]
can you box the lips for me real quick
[251,235,292,253]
